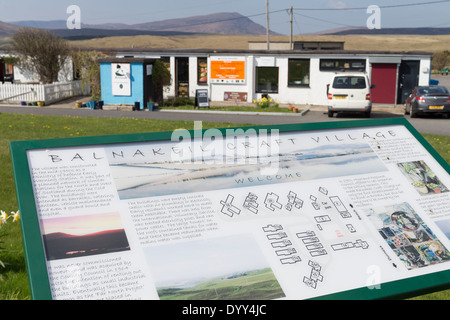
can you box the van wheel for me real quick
[328,111,334,117]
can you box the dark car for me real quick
[404,86,450,118]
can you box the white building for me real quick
[110,48,433,106]
[0,52,85,105]
[0,52,74,84]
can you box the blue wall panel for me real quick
[100,62,144,105]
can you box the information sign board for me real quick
[224,92,248,102]
[210,57,246,84]
[111,63,131,96]
[195,89,209,108]
[10,119,450,301]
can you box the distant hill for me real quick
[309,26,365,35]
[50,28,198,40]
[9,20,68,29]
[8,12,278,40]
[0,21,21,36]
[327,27,450,35]
[43,229,130,260]
[127,12,274,35]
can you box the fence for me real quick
[0,81,89,105]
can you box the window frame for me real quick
[197,57,208,85]
[255,66,279,94]
[319,59,366,72]
[287,58,310,88]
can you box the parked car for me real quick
[327,73,374,118]
[404,86,450,118]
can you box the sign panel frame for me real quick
[10,118,450,300]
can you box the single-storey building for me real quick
[0,53,74,84]
[0,51,85,105]
[100,47,433,108]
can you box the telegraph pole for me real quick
[290,6,293,50]
[266,0,270,50]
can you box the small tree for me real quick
[152,60,171,105]
[72,50,108,100]
[11,28,70,84]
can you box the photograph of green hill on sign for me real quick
[144,234,285,300]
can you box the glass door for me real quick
[176,57,189,98]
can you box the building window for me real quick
[320,59,366,72]
[256,67,279,93]
[197,57,207,84]
[288,59,310,87]
[0,59,14,83]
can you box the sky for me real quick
[41,212,124,236]
[145,235,270,287]
[1,0,450,34]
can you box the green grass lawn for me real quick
[0,113,448,300]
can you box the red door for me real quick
[371,63,397,104]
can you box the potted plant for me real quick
[412,180,428,194]
[427,183,441,193]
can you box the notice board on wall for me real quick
[10,118,450,300]
[111,63,131,96]
[210,57,246,84]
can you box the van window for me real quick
[332,76,367,89]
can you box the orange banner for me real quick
[210,60,246,80]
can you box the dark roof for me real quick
[80,46,433,57]
[98,57,156,64]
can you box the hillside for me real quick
[8,12,277,39]
[328,27,450,36]
[128,12,273,35]
[51,28,198,40]
[69,34,450,53]
[3,13,450,53]
[0,21,20,36]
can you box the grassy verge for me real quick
[159,105,301,113]
[0,113,448,300]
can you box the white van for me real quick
[327,73,374,118]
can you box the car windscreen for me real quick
[332,76,367,89]
[417,87,449,95]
